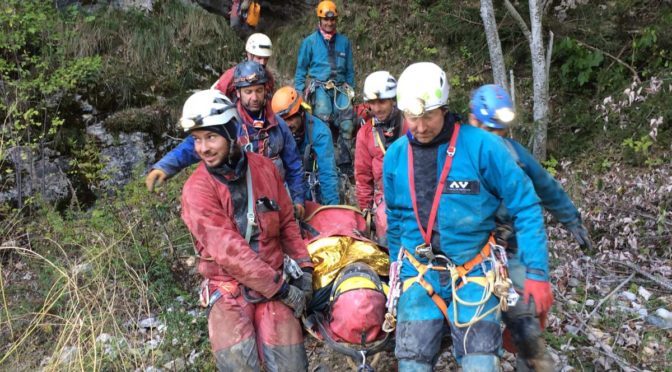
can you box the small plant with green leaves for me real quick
[542,155,559,177]
[622,135,654,166]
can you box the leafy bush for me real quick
[0,0,101,156]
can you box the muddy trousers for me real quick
[502,257,554,371]
[312,86,354,170]
[208,293,308,372]
[395,267,501,372]
[372,198,387,246]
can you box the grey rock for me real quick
[620,291,637,302]
[138,317,161,329]
[655,308,672,320]
[645,314,672,329]
[1,146,71,205]
[59,346,78,364]
[163,358,186,371]
[86,123,155,191]
[568,277,580,287]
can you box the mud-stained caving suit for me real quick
[181,151,312,372]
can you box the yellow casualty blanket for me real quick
[307,236,389,290]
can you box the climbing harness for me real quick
[383,123,515,329]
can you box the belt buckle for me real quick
[324,80,335,90]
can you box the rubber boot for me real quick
[515,338,554,372]
[460,354,500,372]
[398,359,432,372]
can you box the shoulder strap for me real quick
[244,164,257,242]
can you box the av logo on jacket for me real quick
[443,180,480,195]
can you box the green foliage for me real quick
[542,155,559,177]
[68,138,108,190]
[555,37,604,88]
[621,134,660,166]
[0,0,101,156]
[631,27,671,78]
[1,169,208,370]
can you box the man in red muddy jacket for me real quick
[179,89,312,371]
[354,71,405,245]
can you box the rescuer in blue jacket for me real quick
[272,86,340,205]
[294,1,356,176]
[383,63,553,372]
[468,84,592,371]
[145,61,307,215]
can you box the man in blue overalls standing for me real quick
[294,0,355,176]
[383,62,553,371]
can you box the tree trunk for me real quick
[480,0,508,91]
[528,0,549,161]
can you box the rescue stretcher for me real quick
[299,202,394,371]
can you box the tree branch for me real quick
[613,260,672,292]
[503,0,531,43]
[570,38,641,83]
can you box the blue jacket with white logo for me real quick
[294,30,355,92]
[383,122,549,281]
[497,137,581,226]
[299,114,339,205]
[152,114,306,205]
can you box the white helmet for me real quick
[363,71,397,101]
[396,62,450,117]
[245,33,273,57]
[179,90,240,135]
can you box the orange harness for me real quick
[402,236,495,321]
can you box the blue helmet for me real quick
[233,60,268,89]
[470,84,515,129]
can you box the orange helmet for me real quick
[272,86,303,118]
[316,1,337,18]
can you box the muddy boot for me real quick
[516,341,554,372]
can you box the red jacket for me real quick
[354,114,407,210]
[181,153,311,299]
[213,66,276,98]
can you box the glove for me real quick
[296,269,313,305]
[145,169,167,192]
[523,279,554,315]
[279,284,306,318]
[566,222,593,250]
[294,203,305,220]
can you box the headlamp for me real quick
[494,107,515,123]
[180,117,199,131]
[402,98,426,118]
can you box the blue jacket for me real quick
[299,114,339,205]
[500,138,580,226]
[383,124,549,281]
[294,30,355,92]
[153,114,306,205]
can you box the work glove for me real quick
[523,279,554,315]
[294,203,305,220]
[296,268,314,305]
[565,221,593,250]
[145,169,167,192]
[279,284,306,318]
